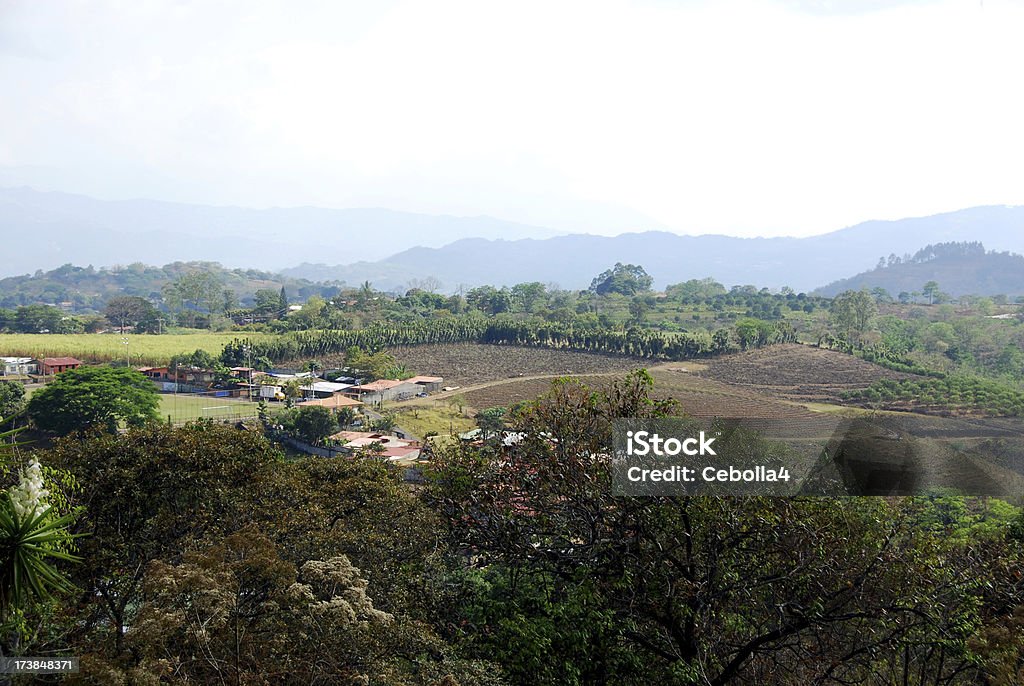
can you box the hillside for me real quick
[0,186,562,278]
[283,206,1024,292]
[0,261,336,311]
[815,242,1024,298]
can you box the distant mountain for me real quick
[0,186,563,279]
[283,206,1024,292]
[7,186,1024,294]
[814,242,1024,298]
[0,261,337,312]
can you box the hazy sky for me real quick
[2,0,1023,237]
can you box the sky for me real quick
[2,0,1023,238]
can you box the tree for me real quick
[407,276,444,294]
[253,288,283,318]
[628,296,651,326]
[125,528,501,685]
[102,296,151,333]
[923,280,941,305]
[665,277,727,301]
[27,366,160,435]
[0,380,26,421]
[829,289,877,343]
[429,373,991,685]
[510,282,547,313]
[43,423,283,658]
[467,286,512,315]
[475,406,507,441]
[289,295,327,328]
[293,405,338,445]
[589,263,653,296]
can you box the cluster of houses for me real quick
[1,356,83,382]
[3,354,444,411]
[3,353,439,470]
[239,371,444,407]
[133,364,444,403]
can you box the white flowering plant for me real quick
[0,414,83,622]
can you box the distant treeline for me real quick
[220,316,797,365]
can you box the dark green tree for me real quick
[589,263,653,296]
[293,405,338,445]
[0,380,26,420]
[27,366,160,435]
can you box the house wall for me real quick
[2,361,37,375]
[380,382,421,402]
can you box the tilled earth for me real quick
[698,344,914,403]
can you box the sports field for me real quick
[158,393,261,424]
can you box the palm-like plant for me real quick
[0,415,83,624]
[0,499,82,619]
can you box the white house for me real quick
[1,357,37,376]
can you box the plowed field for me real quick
[699,344,913,403]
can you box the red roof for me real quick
[41,357,82,366]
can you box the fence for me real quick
[160,389,262,427]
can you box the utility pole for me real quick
[244,344,254,402]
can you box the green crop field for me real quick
[0,332,275,366]
[158,393,261,424]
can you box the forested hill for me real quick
[814,242,1024,298]
[0,261,337,311]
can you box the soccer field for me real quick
[158,393,261,424]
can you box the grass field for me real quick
[0,332,274,365]
[390,402,476,439]
[158,393,261,424]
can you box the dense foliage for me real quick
[843,376,1024,416]
[427,372,1024,685]
[0,373,1019,683]
[221,316,797,366]
[0,261,335,313]
[27,366,160,435]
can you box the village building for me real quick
[1,357,37,377]
[137,366,169,381]
[347,379,421,404]
[168,365,217,386]
[327,430,423,461]
[38,357,83,375]
[297,394,363,410]
[406,375,444,393]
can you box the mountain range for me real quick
[0,186,561,279]
[4,186,1024,294]
[284,206,1024,293]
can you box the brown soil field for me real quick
[649,368,820,419]
[391,343,649,386]
[463,378,577,410]
[699,344,914,403]
[459,366,820,420]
